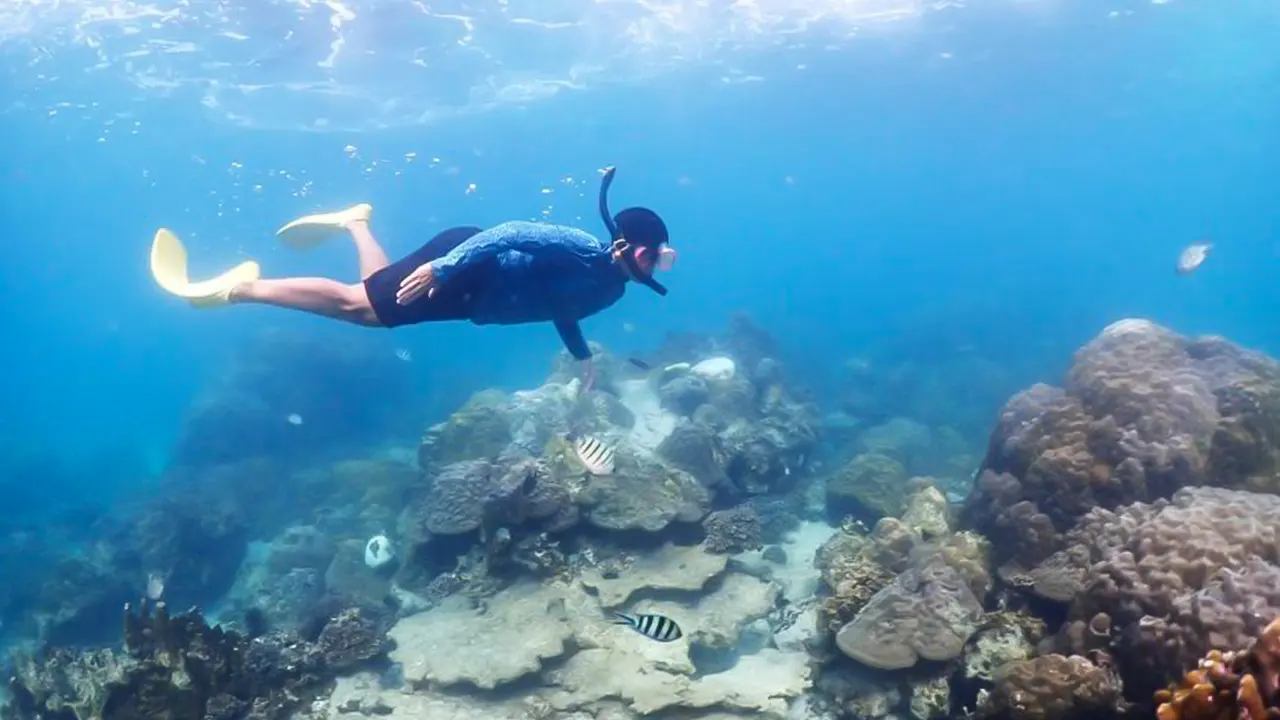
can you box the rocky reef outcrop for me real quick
[397,317,819,598]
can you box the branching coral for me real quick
[1155,617,1280,720]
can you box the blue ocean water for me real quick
[0,0,1276,637]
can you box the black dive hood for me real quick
[598,166,668,296]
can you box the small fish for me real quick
[613,612,683,642]
[628,357,652,371]
[146,571,165,601]
[574,435,616,475]
[1176,240,1212,275]
[394,348,412,362]
[521,468,539,495]
[286,413,303,426]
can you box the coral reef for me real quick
[815,481,990,646]
[960,612,1044,686]
[977,653,1125,720]
[577,451,711,532]
[826,452,909,522]
[1154,617,1280,720]
[1016,486,1280,699]
[702,506,764,554]
[3,600,388,720]
[963,318,1280,570]
[383,538,812,718]
[834,555,984,670]
[388,317,817,603]
[857,418,936,476]
[13,313,1165,719]
[389,582,575,690]
[580,543,729,608]
[657,419,732,490]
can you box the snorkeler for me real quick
[149,168,676,388]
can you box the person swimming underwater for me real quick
[149,167,676,388]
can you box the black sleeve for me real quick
[554,319,592,360]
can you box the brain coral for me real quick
[962,319,1280,570]
[834,555,984,670]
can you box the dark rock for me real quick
[316,608,389,673]
[702,506,764,554]
[660,374,710,416]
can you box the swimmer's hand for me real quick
[397,262,438,305]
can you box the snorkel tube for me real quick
[599,166,668,296]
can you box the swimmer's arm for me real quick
[431,222,604,284]
[554,319,592,360]
[556,319,597,391]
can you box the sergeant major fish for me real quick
[613,611,682,642]
[574,435,616,475]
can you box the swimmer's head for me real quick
[614,207,675,276]
[598,167,673,295]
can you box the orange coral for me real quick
[1155,618,1280,720]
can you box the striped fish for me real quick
[574,435,616,475]
[613,612,683,642]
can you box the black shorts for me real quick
[364,226,493,328]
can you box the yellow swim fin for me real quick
[150,228,260,308]
[275,203,373,249]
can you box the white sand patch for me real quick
[617,377,675,451]
[735,520,836,605]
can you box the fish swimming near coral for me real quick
[613,612,683,642]
[145,571,166,601]
[574,435,616,475]
[1176,240,1212,275]
[628,357,652,370]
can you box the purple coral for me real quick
[1030,486,1280,699]
[963,319,1280,570]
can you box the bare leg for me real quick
[230,277,382,326]
[347,220,390,280]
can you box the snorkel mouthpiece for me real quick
[598,166,668,296]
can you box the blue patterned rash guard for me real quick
[428,221,627,360]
